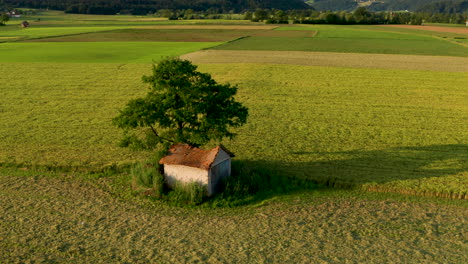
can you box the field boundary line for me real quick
[431,35,468,48]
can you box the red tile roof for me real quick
[159,144,233,170]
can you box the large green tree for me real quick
[113,58,248,149]
[0,13,9,26]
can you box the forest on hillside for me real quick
[1,0,466,15]
[308,0,468,13]
[0,0,309,15]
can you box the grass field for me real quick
[0,26,131,41]
[182,50,468,72]
[0,170,466,263]
[1,62,466,198]
[1,11,467,262]
[5,10,254,27]
[25,29,263,42]
[25,28,314,42]
[214,25,468,57]
[0,42,220,63]
[368,25,468,45]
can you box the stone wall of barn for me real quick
[208,159,231,195]
[163,165,209,188]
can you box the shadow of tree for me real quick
[212,144,467,205]
[287,144,467,185]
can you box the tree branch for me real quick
[149,124,175,143]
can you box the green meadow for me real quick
[0,11,467,262]
[0,26,130,41]
[1,170,466,263]
[25,28,264,42]
[0,12,466,197]
[1,63,466,197]
[5,10,252,27]
[0,42,220,63]
[214,25,468,57]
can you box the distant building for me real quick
[159,144,234,196]
[6,11,21,18]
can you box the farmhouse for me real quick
[159,144,234,196]
[6,11,21,18]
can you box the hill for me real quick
[416,0,468,13]
[1,0,310,15]
[306,0,468,12]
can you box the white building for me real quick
[6,11,22,18]
[159,144,233,196]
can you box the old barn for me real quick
[159,144,233,196]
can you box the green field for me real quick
[0,11,467,262]
[0,26,130,41]
[25,28,262,42]
[214,25,468,57]
[0,12,466,197]
[355,25,468,45]
[0,42,220,63]
[25,28,314,42]
[1,63,467,197]
[0,170,466,263]
[4,10,253,27]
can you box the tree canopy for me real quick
[0,13,9,26]
[113,58,248,149]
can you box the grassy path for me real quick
[0,172,466,263]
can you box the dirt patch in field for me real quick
[182,50,468,72]
[380,25,468,34]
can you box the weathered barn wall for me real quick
[164,165,208,188]
[209,159,231,195]
[213,150,230,166]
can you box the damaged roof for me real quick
[159,144,234,170]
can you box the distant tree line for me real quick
[153,7,467,25]
[0,0,309,15]
[242,7,467,25]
